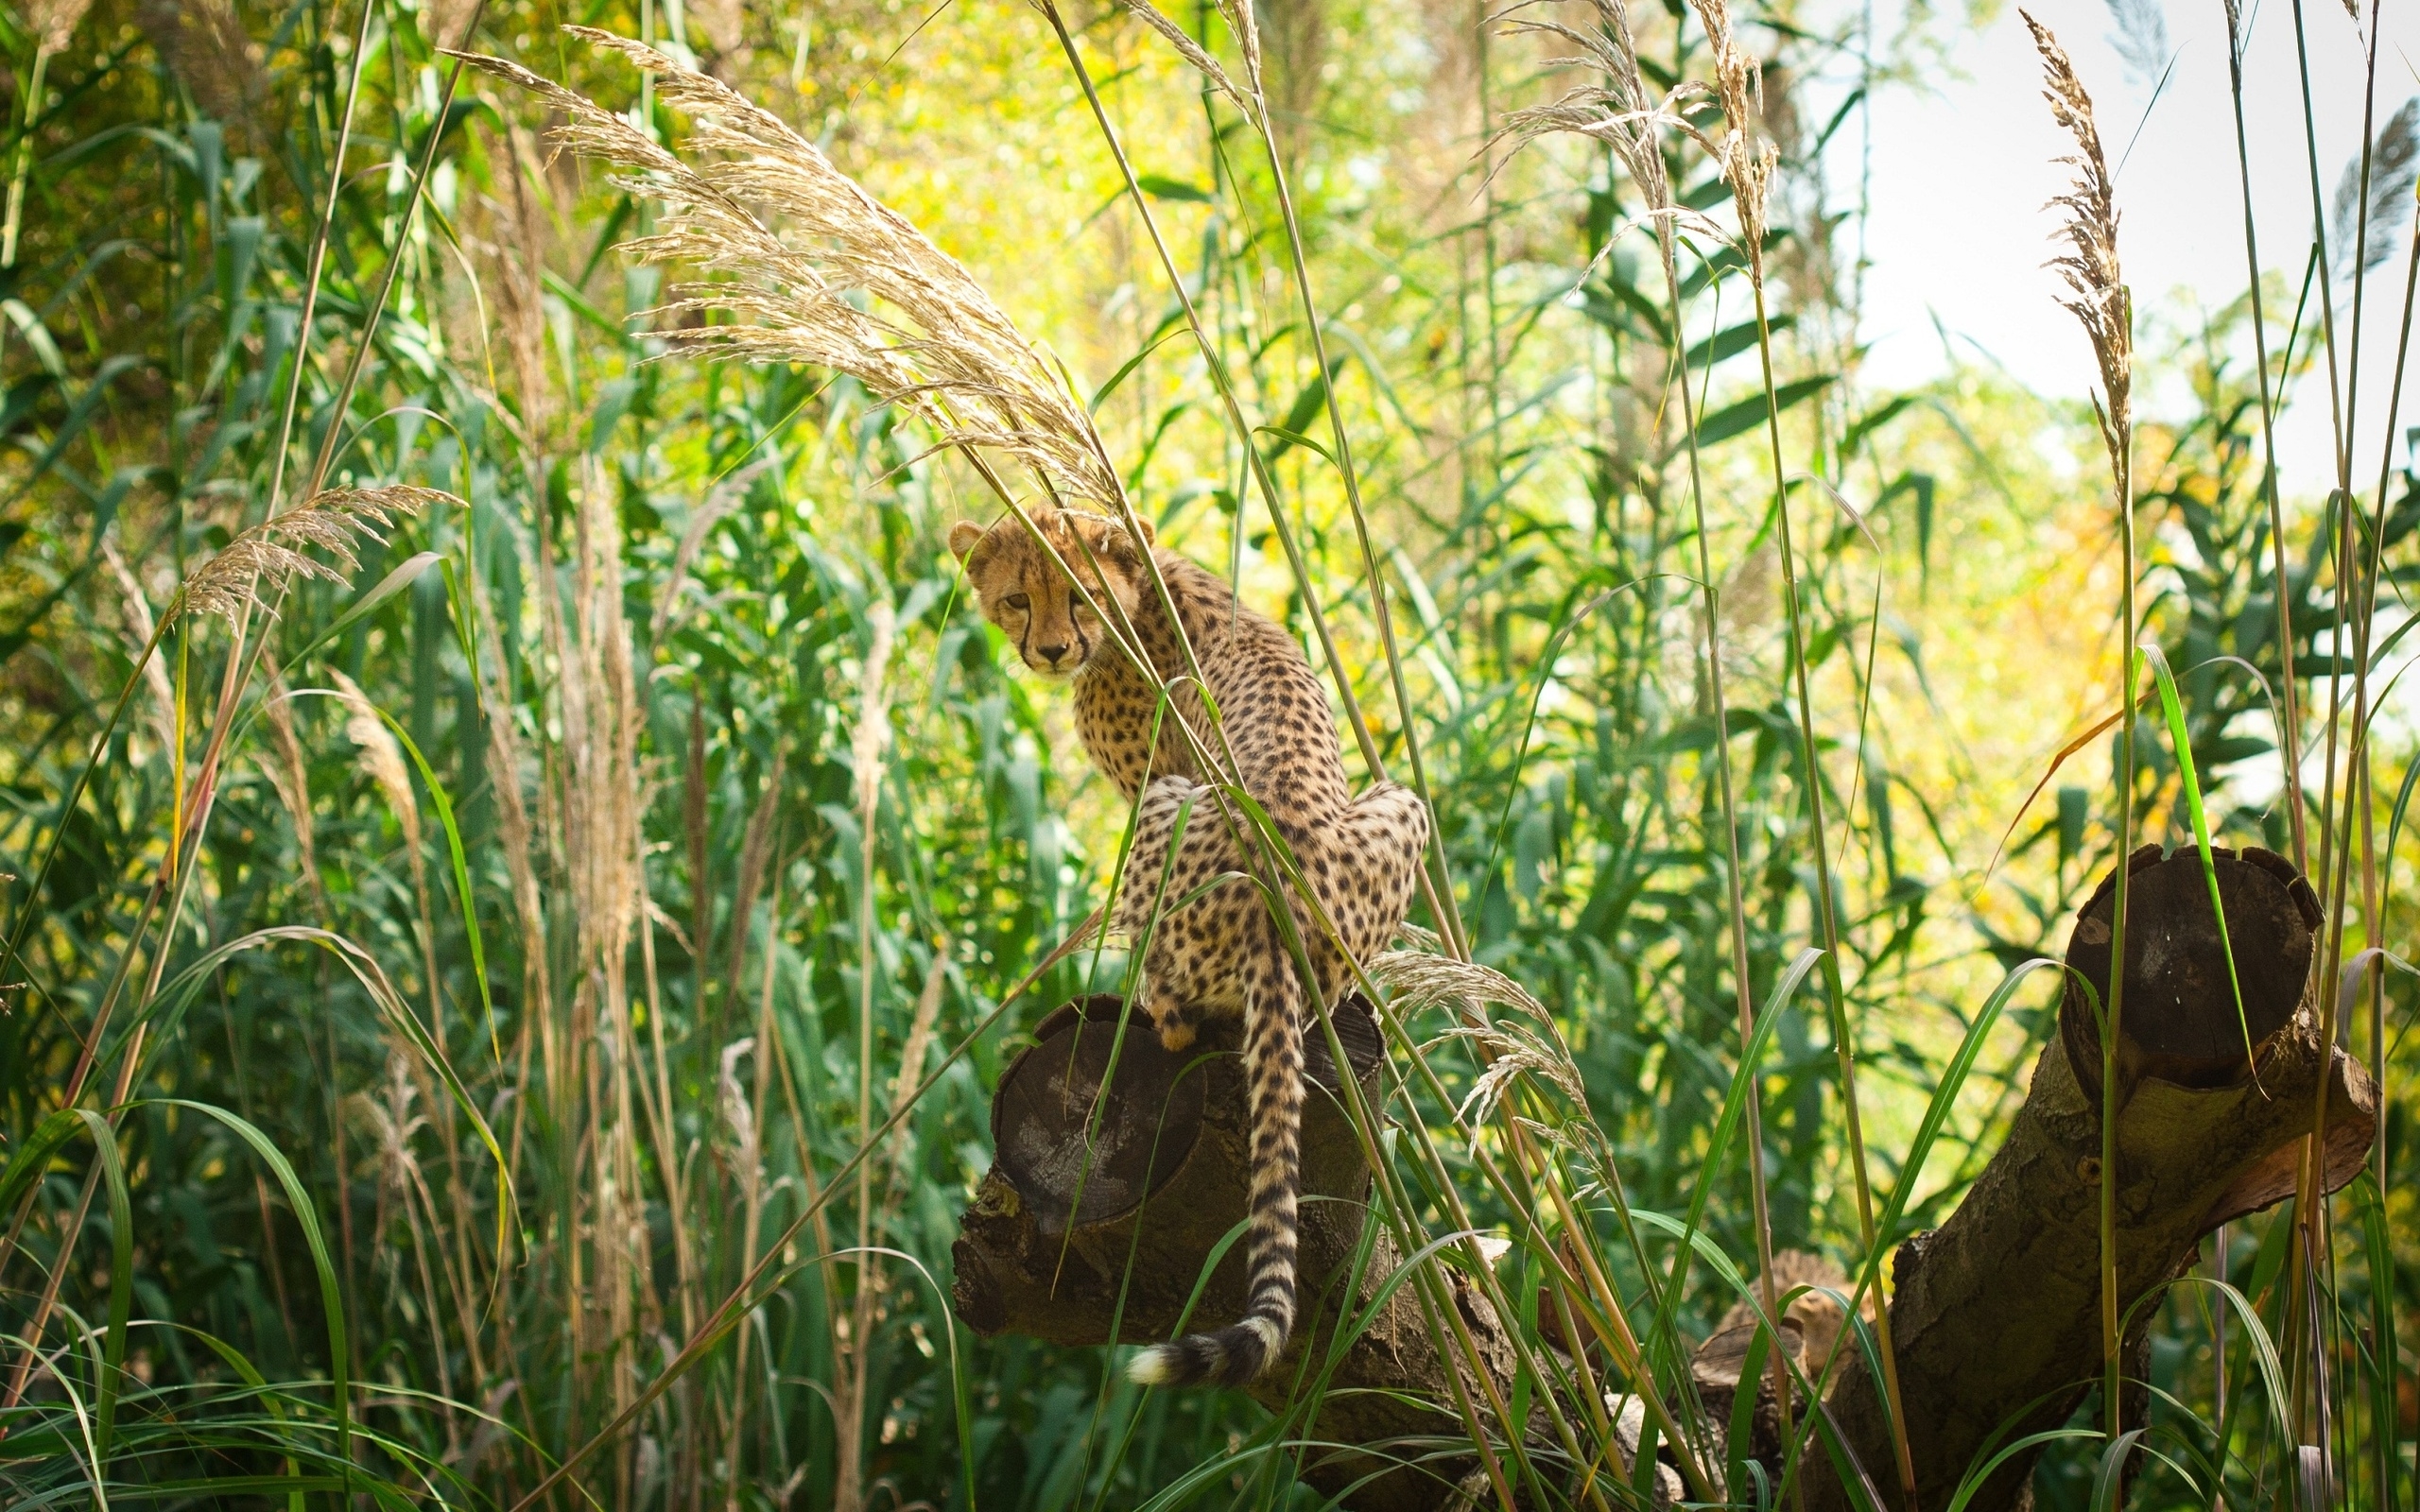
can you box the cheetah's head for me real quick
[948,507,1155,680]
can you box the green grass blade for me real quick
[2138,642,2252,1058]
[150,1100,351,1497]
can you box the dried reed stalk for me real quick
[331,670,423,863]
[2022,9,2138,1440]
[562,455,652,1489]
[137,0,266,140]
[1499,4,1803,1496]
[1498,0,1694,247]
[485,123,558,442]
[834,600,896,1512]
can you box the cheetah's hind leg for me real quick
[1114,774,1219,1053]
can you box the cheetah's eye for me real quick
[1003,593,1030,611]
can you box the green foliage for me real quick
[0,0,2410,1509]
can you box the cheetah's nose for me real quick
[1035,643,1069,665]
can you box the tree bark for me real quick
[950,993,1522,1511]
[1807,845,2377,1512]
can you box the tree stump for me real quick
[1808,845,2377,1512]
[950,993,1523,1510]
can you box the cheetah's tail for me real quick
[1124,1314,1286,1389]
[1126,936,1304,1390]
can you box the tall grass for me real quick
[0,0,2410,1509]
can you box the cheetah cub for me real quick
[950,507,1428,1386]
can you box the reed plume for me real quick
[26,0,92,55]
[172,486,447,625]
[1108,0,1254,116]
[1684,0,1776,254]
[257,656,323,909]
[452,31,1124,511]
[100,541,178,755]
[2023,11,2133,489]
[1497,0,1702,251]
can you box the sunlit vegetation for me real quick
[0,0,2411,1506]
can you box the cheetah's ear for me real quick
[1127,515,1156,547]
[947,521,985,561]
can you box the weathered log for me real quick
[951,993,1520,1511]
[1808,845,2377,1512]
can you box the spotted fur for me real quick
[951,507,1428,1387]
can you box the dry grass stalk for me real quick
[1373,950,1583,1121]
[651,457,772,641]
[485,124,557,441]
[331,668,449,1057]
[1370,947,1549,1023]
[549,455,653,1458]
[2022,10,2132,483]
[720,747,786,1027]
[881,945,950,1205]
[173,486,446,625]
[469,570,551,1019]
[851,604,897,819]
[834,597,898,1512]
[454,31,1125,511]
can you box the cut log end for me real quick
[2061,843,2323,1095]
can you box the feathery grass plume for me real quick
[484,124,557,439]
[172,486,447,625]
[26,0,92,54]
[717,1037,760,1177]
[1374,950,1582,1122]
[2024,11,2133,486]
[1497,0,1713,257]
[452,31,1125,511]
[1370,948,1549,1024]
[652,457,772,641]
[136,0,267,138]
[851,602,897,816]
[2329,96,2420,281]
[880,947,952,1203]
[1684,0,1776,253]
[99,541,178,755]
[1107,0,1254,116]
[2101,0,2171,90]
[1684,3,1781,261]
[832,596,897,1512]
[257,656,323,908]
[332,670,424,863]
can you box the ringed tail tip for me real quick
[1125,1316,1286,1389]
